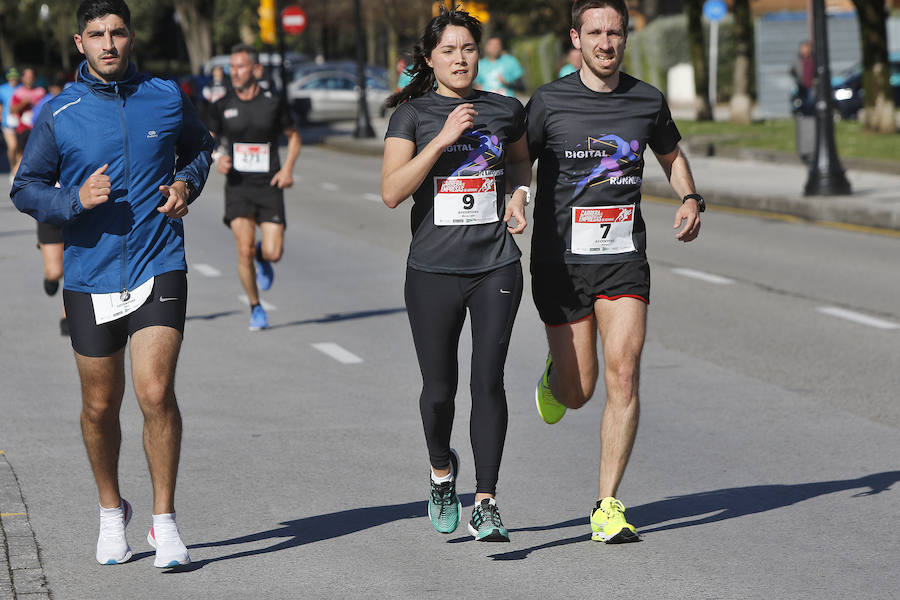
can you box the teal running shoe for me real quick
[467,498,510,542]
[428,448,461,534]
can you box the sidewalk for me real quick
[320,117,900,232]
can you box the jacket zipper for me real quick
[114,82,132,294]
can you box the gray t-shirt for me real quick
[526,72,680,264]
[385,90,526,274]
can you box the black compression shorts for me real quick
[37,222,64,245]
[63,270,187,357]
[223,183,286,228]
[531,260,650,326]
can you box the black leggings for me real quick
[404,262,523,495]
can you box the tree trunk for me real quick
[173,0,213,75]
[729,0,753,124]
[852,0,895,133]
[685,0,712,120]
[0,14,15,70]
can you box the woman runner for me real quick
[380,8,531,542]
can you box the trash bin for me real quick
[795,115,815,165]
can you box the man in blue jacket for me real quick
[10,0,214,568]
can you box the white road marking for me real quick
[312,343,363,364]
[193,263,222,277]
[816,307,899,330]
[321,182,340,192]
[238,295,277,311]
[671,268,735,285]
[364,193,382,202]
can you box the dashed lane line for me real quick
[238,295,277,311]
[192,263,222,277]
[363,193,382,202]
[311,343,364,364]
[816,307,899,330]
[671,267,735,285]
[321,182,340,192]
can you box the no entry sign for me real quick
[281,5,307,35]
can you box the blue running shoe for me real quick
[249,304,269,330]
[428,448,461,534]
[468,498,510,542]
[255,241,274,291]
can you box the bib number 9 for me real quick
[462,194,475,210]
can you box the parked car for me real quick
[202,52,308,92]
[287,70,390,123]
[830,53,900,119]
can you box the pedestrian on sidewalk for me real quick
[381,7,531,542]
[10,0,214,568]
[528,0,703,544]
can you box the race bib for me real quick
[433,176,498,226]
[91,277,154,325]
[570,205,637,255]
[233,142,270,173]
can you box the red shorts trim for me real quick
[595,293,649,304]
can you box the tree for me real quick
[684,0,712,120]
[851,0,895,133]
[729,0,753,124]
[172,0,213,74]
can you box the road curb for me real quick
[0,451,50,599]
[642,180,900,232]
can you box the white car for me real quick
[287,70,389,123]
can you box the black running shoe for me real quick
[44,278,59,296]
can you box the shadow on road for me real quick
[160,494,476,572]
[185,310,242,321]
[267,307,407,330]
[485,470,900,561]
[152,472,899,570]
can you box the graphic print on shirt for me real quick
[567,134,642,199]
[450,129,503,176]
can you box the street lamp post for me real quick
[39,4,51,69]
[804,0,851,196]
[352,0,375,138]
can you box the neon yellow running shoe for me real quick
[590,497,640,543]
[535,353,566,424]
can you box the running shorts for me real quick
[223,183,286,227]
[37,221,63,245]
[63,270,187,357]
[531,260,650,326]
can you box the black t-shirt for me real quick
[208,89,293,187]
[526,72,680,264]
[385,90,526,274]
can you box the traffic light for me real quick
[259,0,276,45]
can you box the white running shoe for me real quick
[96,499,133,565]
[147,515,191,568]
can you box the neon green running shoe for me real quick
[427,449,461,534]
[590,497,640,543]
[467,498,510,542]
[535,353,566,424]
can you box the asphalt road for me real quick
[2,146,899,599]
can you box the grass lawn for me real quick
[676,119,900,163]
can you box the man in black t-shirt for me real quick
[209,44,301,330]
[527,0,703,544]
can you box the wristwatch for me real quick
[174,179,196,198]
[682,193,705,212]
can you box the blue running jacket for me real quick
[10,61,215,294]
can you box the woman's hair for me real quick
[385,6,482,108]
